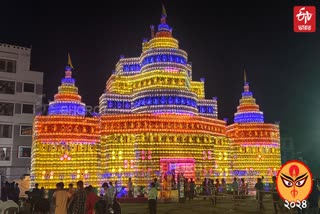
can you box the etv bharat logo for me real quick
[294,6,316,32]
[276,160,313,210]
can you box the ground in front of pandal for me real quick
[19,194,302,214]
[121,194,298,214]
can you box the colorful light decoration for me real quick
[227,80,281,186]
[233,82,264,123]
[31,65,100,189]
[31,10,281,189]
[60,153,71,161]
[48,66,86,116]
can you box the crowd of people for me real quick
[1,181,20,203]
[26,180,121,214]
[173,175,319,214]
[0,175,319,214]
[182,177,249,202]
[0,181,20,213]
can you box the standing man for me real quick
[107,182,115,206]
[154,178,160,201]
[128,178,133,197]
[13,183,20,204]
[71,181,86,214]
[148,182,157,214]
[30,183,42,212]
[255,178,264,211]
[232,177,238,199]
[189,178,195,200]
[67,183,75,214]
[53,182,70,214]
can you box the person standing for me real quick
[30,183,42,212]
[107,182,115,206]
[102,183,109,201]
[232,177,238,199]
[53,182,70,214]
[128,178,133,197]
[202,178,207,199]
[71,181,87,214]
[189,178,195,200]
[185,178,190,201]
[239,178,246,198]
[1,182,8,201]
[208,179,214,198]
[102,182,118,214]
[85,185,99,214]
[13,183,20,204]
[111,182,121,214]
[67,183,75,214]
[213,179,220,205]
[148,182,158,214]
[255,178,264,211]
[221,178,226,193]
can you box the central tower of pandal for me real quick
[31,8,281,194]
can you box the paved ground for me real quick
[121,195,295,214]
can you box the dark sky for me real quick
[1,1,319,175]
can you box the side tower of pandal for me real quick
[99,8,232,188]
[226,71,281,186]
[31,58,101,188]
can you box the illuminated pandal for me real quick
[31,10,281,190]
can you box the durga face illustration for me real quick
[276,161,313,202]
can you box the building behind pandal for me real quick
[31,10,281,197]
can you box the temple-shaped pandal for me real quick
[31,7,281,196]
[226,71,281,187]
[99,6,230,190]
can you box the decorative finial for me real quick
[67,53,74,69]
[162,3,167,18]
[65,53,73,78]
[161,3,167,24]
[243,67,250,92]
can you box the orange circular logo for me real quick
[276,160,313,202]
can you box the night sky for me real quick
[1,1,319,175]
